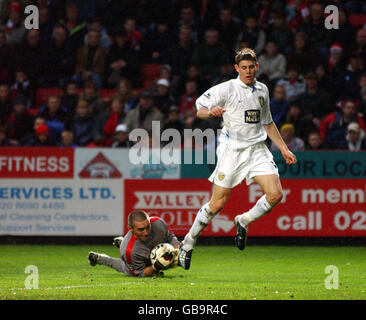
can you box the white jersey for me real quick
[196,77,273,150]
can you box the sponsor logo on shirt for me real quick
[245,110,260,123]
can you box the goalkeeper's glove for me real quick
[172,248,179,268]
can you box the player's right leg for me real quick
[178,184,231,270]
[88,251,124,272]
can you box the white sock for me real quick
[239,195,272,227]
[184,203,215,250]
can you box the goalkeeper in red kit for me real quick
[88,210,180,277]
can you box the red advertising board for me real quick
[0,147,74,178]
[124,179,366,237]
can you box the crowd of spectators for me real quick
[1,0,366,151]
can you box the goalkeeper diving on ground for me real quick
[88,210,180,277]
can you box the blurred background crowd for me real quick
[1,0,366,151]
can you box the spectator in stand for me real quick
[37,94,69,142]
[176,64,207,97]
[306,131,326,150]
[167,24,195,82]
[123,17,143,52]
[173,4,201,44]
[41,24,75,88]
[103,96,126,144]
[164,105,184,135]
[299,2,332,60]
[236,15,266,55]
[314,63,334,97]
[358,74,366,102]
[0,29,15,83]
[271,123,305,152]
[359,87,366,122]
[276,65,306,102]
[19,116,55,146]
[61,81,79,115]
[344,122,366,151]
[5,94,33,145]
[285,0,310,32]
[78,80,105,118]
[270,85,290,128]
[58,2,87,51]
[105,29,141,88]
[0,83,12,125]
[146,18,172,63]
[265,11,293,54]
[73,30,108,89]
[112,78,136,115]
[211,62,237,86]
[337,57,365,101]
[70,99,94,146]
[190,28,229,83]
[111,123,132,148]
[350,28,366,62]
[124,91,164,133]
[2,1,25,45]
[14,29,44,89]
[0,125,11,146]
[318,100,366,149]
[153,78,174,117]
[328,43,347,75]
[284,104,316,142]
[179,79,198,118]
[83,18,112,49]
[10,69,32,107]
[29,123,56,147]
[331,8,356,51]
[296,72,332,127]
[215,6,241,53]
[286,31,319,75]
[59,130,77,147]
[38,5,55,44]
[159,64,173,83]
[257,41,287,88]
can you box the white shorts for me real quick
[209,142,279,189]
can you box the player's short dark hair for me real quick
[128,210,150,228]
[235,48,257,64]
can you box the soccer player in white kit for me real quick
[178,48,297,270]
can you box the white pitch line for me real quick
[6,282,145,291]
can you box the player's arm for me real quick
[197,106,225,119]
[143,265,158,277]
[196,84,226,120]
[264,122,297,165]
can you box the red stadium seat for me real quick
[35,88,62,107]
[99,89,117,103]
[141,63,161,82]
[349,14,366,27]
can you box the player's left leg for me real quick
[234,174,283,250]
[88,251,124,272]
[178,184,231,270]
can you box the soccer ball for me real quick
[150,243,175,270]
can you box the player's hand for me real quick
[209,106,225,117]
[281,149,297,165]
[172,248,179,268]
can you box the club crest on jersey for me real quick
[217,172,225,181]
[258,96,265,108]
[245,110,260,123]
[203,92,212,99]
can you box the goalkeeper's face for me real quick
[130,219,151,242]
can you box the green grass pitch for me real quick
[0,244,365,300]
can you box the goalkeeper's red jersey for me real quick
[119,217,180,277]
